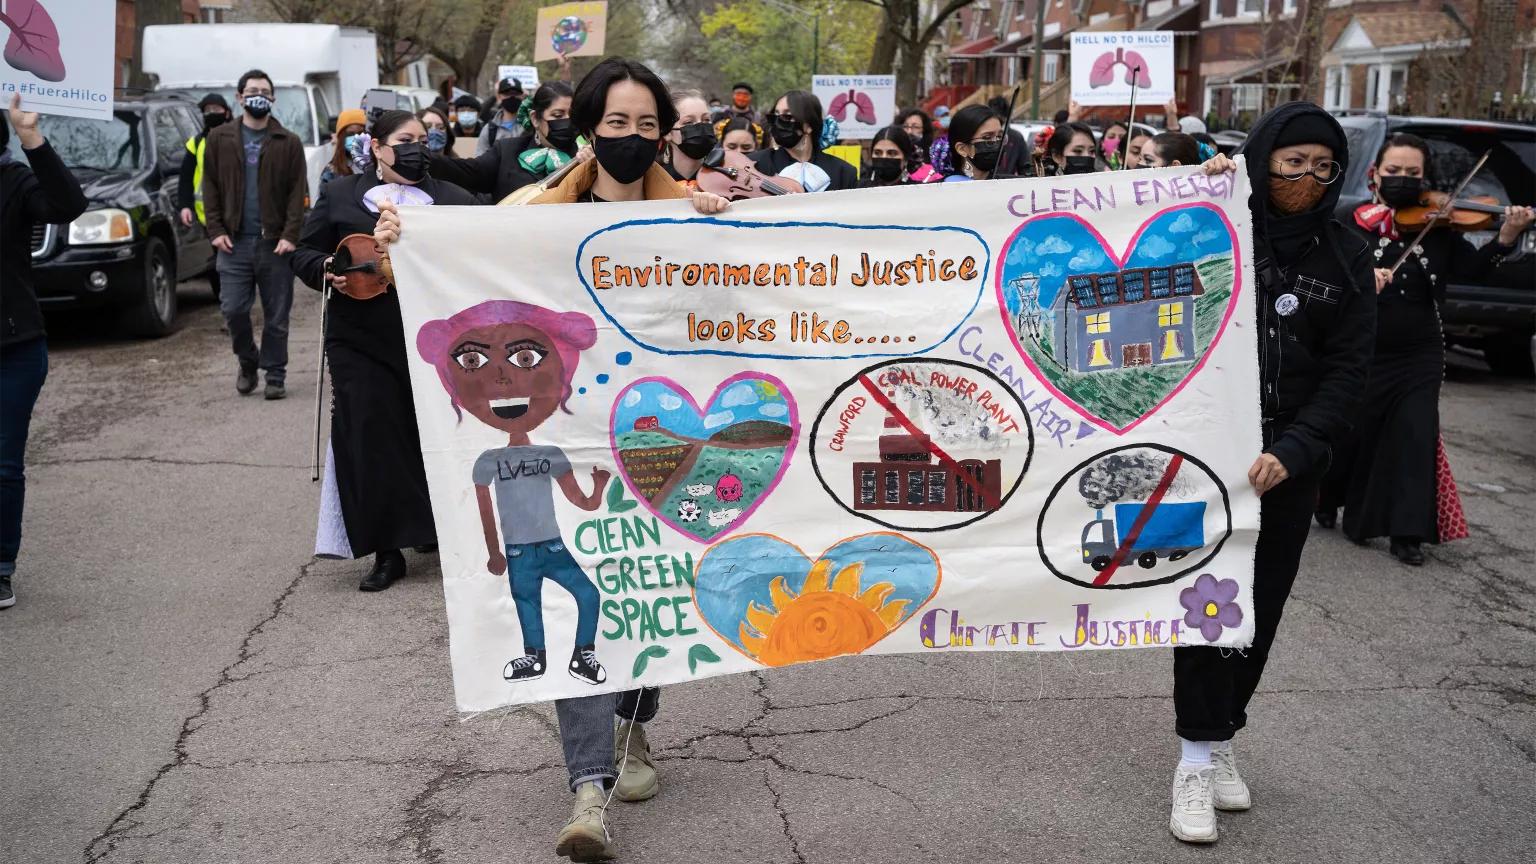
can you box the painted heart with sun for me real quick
[996,204,1242,433]
[692,533,942,667]
[610,373,798,542]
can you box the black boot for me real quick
[1314,507,1338,530]
[359,550,406,591]
[503,648,547,682]
[568,644,607,685]
[1389,537,1425,566]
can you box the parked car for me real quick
[7,95,216,336]
[1336,114,1536,376]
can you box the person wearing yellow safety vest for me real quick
[177,93,232,229]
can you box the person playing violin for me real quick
[292,110,480,592]
[1316,132,1534,564]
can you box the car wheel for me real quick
[120,236,178,338]
[1090,555,1111,572]
[1483,337,1535,378]
[1137,551,1158,569]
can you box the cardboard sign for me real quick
[812,74,896,140]
[496,65,541,91]
[391,163,1261,711]
[534,2,608,62]
[1070,31,1175,107]
[0,0,115,121]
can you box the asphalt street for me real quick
[2,279,1533,864]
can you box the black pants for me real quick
[616,686,659,723]
[1173,474,1317,741]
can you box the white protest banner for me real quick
[534,1,607,62]
[812,74,895,140]
[391,164,1261,711]
[0,0,114,121]
[1070,31,1175,108]
[497,65,540,91]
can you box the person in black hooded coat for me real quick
[1166,102,1377,845]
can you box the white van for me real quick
[142,23,379,200]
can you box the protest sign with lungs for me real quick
[390,163,1262,711]
[0,0,113,120]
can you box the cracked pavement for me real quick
[2,282,1532,863]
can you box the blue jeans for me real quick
[0,336,48,570]
[555,688,661,789]
[506,539,600,651]
[216,236,292,382]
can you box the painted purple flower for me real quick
[1179,573,1242,642]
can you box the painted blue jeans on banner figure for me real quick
[506,538,600,651]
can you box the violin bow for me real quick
[1388,149,1491,277]
[1122,65,1141,170]
[996,85,1022,175]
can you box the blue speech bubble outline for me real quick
[573,217,993,361]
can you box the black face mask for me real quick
[203,111,228,131]
[677,122,718,160]
[870,156,903,182]
[388,141,430,183]
[1063,155,1098,175]
[593,133,659,184]
[544,117,578,154]
[769,116,804,149]
[241,95,272,120]
[501,97,522,116]
[968,139,1002,173]
[1378,174,1424,209]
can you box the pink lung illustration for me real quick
[1088,47,1152,90]
[828,89,878,125]
[1,0,66,83]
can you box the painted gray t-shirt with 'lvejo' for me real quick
[473,445,571,545]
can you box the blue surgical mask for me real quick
[426,128,448,152]
[457,110,478,128]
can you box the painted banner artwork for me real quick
[390,163,1262,711]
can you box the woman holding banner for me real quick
[660,90,715,190]
[1168,103,1376,845]
[377,58,729,863]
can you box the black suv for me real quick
[7,95,216,336]
[1336,114,1536,375]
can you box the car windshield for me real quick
[4,111,147,172]
[1395,124,1536,206]
[159,85,315,143]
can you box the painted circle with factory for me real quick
[1036,443,1232,590]
[808,358,1034,532]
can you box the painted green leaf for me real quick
[631,645,669,679]
[610,497,637,513]
[687,643,721,675]
[606,479,626,512]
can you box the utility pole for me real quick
[813,13,820,76]
[1030,0,1046,119]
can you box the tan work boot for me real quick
[613,719,659,802]
[555,782,616,862]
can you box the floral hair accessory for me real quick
[347,132,374,173]
[1197,141,1218,162]
[819,116,840,150]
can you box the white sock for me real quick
[578,779,604,796]
[1179,738,1212,770]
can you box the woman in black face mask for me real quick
[430,81,578,202]
[1044,122,1099,176]
[943,105,1006,182]
[750,89,858,191]
[1315,133,1533,564]
[859,126,929,188]
[373,62,727,861]
[661,90,716,189]
[290,110,478,593]
[1164,102,1377,846]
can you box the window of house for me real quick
[1241,0,1262,14]
[1085,312,1111,334]
[884,471,900,504]
[1088,339,1112,367]
[1282,0,1297,12]
[1324,67,1343,110]
[859,469,877,505]
[1366,66,1382,110]
[1158,302,1185,327]
[1233,84,1262,111]
[1209,0,1224,20]
[1043,53,1059,83]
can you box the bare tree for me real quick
[1289,0,1331,105]
[858,0,976,106]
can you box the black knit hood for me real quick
[1235,101,1349,259]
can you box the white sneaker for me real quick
[1211,745,1251,811]
[1169,765,1218,844]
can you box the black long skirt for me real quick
[327,291,437,557]
[1321,304,1443,543]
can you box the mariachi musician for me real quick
[293,110,480,592]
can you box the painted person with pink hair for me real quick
[417,299,610,690]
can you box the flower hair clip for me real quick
[348,132,375,172]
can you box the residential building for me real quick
[116,1,204,87]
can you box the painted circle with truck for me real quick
[1035,443,1232,590]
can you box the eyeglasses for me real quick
[1270,158,1341,185]
[770,113,799,126]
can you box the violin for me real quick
[327,233,392,300]
[696,147,804,200]
[1393,191,1507,231]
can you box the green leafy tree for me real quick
[700,0,879,107]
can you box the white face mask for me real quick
[457,111,478,127]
